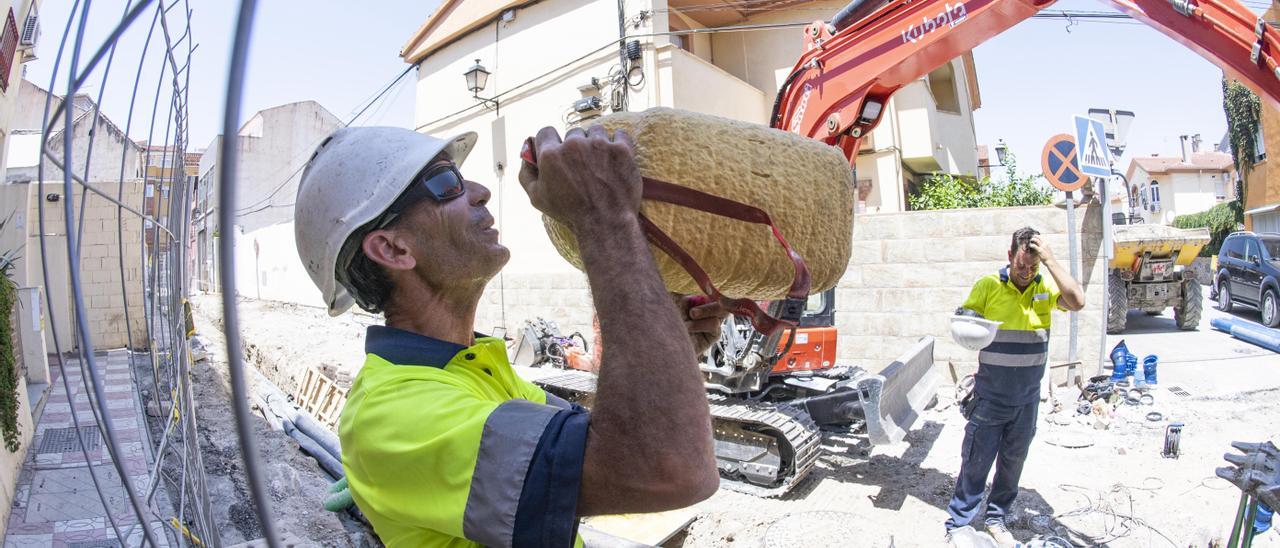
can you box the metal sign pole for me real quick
[1099,176,1112,377]
[1066,190,1080,376]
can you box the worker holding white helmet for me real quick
[944,227,1085,547]
[294,125,725,547]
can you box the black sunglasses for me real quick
[373,161,467,229]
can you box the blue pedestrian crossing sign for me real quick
[1074,115,1112,178]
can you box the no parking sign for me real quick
[1041,134,1088,192]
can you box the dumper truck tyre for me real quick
[1175,280,1202,331]
[1262,288,1279,328]
[1108,271,1128,334]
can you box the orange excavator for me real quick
[536,0,1280,496]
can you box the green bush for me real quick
[908,153,1055,211]
[0,210,20,452]
[1172,201,1243,257]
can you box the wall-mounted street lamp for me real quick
[464,59,498,110]
[979,139,1009,168]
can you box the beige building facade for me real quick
[1121,137,1233,225]
[196,101,343,301]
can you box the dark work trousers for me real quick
[945,397,1039,530]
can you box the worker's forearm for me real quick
[573,216,716,511]
[1043,257,1085,310]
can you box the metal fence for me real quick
[31,0,275,546]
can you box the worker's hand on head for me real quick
[1027,235,1055,262]
[518,124,643,232]
[676,294,729,358]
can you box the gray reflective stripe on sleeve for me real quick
[979,329,1050,368]
[463,399,559,547]
[544,392,573,410]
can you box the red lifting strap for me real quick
[521,137,812,335]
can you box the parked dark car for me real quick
[1214,231,1280,327]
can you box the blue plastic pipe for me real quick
[1211,316,1250,333]
[1231,323,1280,353]
[1212,316,1280,353]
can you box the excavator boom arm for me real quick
[775,0,1280,155]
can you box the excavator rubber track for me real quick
[530,370,823,497]
[706,394,823,497]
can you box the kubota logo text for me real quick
[789,83,814,134]
[901,2,968,44]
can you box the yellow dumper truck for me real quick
[1108,224,1212,333]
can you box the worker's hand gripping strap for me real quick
[521,137,811,336]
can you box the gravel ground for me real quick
[190,293,1280,547]
[188,296,377,547]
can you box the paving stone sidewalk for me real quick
[5,351,170,547]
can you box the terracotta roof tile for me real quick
[1130,152,1233,174]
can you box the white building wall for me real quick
[1166,171,1227,220]
[234,222,322,306]
[0,0,39,175]
[1131,167,1230,224]
[194,103,340,301]
[233,103,342,234]
[413,0,658,283]
[194,136,221,293]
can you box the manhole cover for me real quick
[38,426,101,454]
[1168,386,1192,397]
[764,511,870,547]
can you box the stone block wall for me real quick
[476,272,594,339]
[473,203,1108,383]
[838,203,1107,379]
[25,181,148,350]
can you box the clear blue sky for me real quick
[26,0,1269,175]
[970,0,1270,182]
[26,0,441,151]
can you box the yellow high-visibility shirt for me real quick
[960,267,1065,405]
[340,325,589,547]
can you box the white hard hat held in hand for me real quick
[950,313,1002,351]
[293,127,477,316]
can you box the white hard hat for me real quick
[950,316,1003,351]
[294,126,477,316]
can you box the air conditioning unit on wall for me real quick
[18,12,39,62]
[20,14,38,46]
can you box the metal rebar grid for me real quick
[216,1,281,545]
[27,0,230,545]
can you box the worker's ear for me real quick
[361,229,418,272]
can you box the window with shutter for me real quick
[0,9,19,92]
